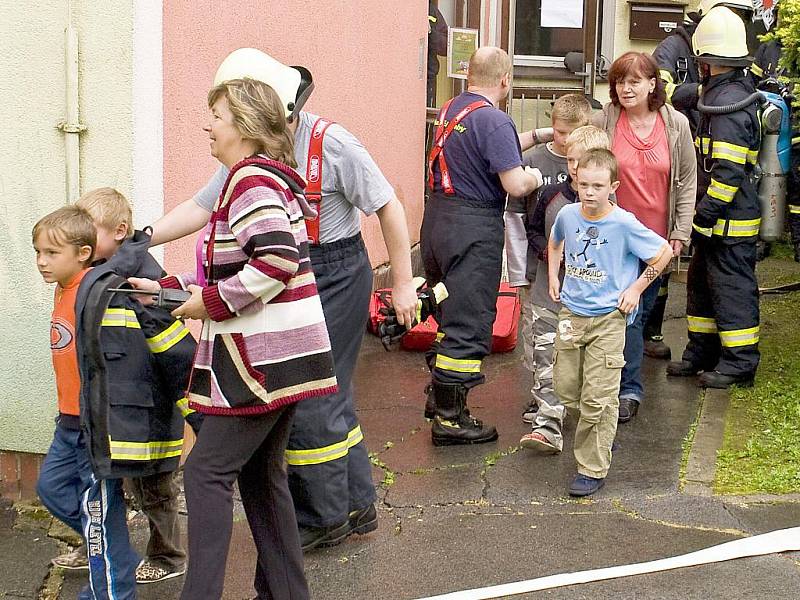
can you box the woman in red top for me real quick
[592,52,696,423]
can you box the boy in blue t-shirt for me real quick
[547,149,672,497]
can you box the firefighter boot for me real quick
[698,370,755,389]
[431,382,498,446]
[423,383,435,420]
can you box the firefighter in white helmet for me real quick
[647,0,756,360]
[667,6,761,388]
[150,48,418,551]
[696,0,754,18]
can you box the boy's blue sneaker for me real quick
[568,474,605,497]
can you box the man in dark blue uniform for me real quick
[423,46,543,445]
[667,6,761,388]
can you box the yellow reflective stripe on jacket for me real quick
[695,136,711,152]
[750,63,764,77]
[660,70,676,102]
[176,396,194,417]
[707,178,737,203]
[435,354,482,373]
[109,438,183,461]
[687,315,717,334]
[712,218,761,237]
[692,223,713,237]
[435,332,445,343]
[746,149,759,165]
[284,426,364,466]
[101,308,141,329]
[146,320,191,354]
[719,326,759,348]
[711,141,748,164]
[789,204,800,215]
[429,14,437,22]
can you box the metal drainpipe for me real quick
[58,4,85,204]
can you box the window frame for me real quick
[512,0,616,75]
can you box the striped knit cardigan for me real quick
[161,156,337,415]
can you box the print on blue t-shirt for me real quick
[550,204,666,322]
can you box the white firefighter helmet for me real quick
[693,6,752,67]
[696,0,754,18]
[214,48,314,121]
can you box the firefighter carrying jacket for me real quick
[751,38,800,260]
[668,5,761,388]
[76,229,197,479]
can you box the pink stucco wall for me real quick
[162,2,428,276]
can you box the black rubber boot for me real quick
[423,383,435,420]
[666,360,704,377]
[430,382,498,446]
[698,370,754,389]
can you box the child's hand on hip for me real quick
[617,287,641,315]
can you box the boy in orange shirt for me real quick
[34,205,140,599]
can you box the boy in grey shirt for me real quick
[504,94,592,422]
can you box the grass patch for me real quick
[714,281,800,494]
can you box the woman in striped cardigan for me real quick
[131,78,335,600]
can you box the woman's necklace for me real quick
[627,111,657,138]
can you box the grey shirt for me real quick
[504,143,569,282]
[531,188,574,313]
[505,143,569,214]
[193,111,395,243]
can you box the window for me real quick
[513,0,615,71]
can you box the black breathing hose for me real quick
[697,92,765,114]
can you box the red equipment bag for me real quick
[398,283,521,353]
[367,288,393,335]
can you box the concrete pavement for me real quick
[4,286,800,599]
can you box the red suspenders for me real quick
[427,98,492,195]
[305,118,335,244]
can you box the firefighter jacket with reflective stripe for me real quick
[75,230,197,479]
[693,69,761,242]
[653,22,700,133]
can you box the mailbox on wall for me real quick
[629,1,688,41]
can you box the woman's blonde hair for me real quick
[208,78,296,168]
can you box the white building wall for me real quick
[0,1,156,453]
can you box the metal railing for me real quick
[509,87,583,132]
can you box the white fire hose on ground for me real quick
[416,527,800,600]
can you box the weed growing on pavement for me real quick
[368,452,396,488]
[715,290,800,494]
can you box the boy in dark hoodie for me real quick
[46,188,198,590]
